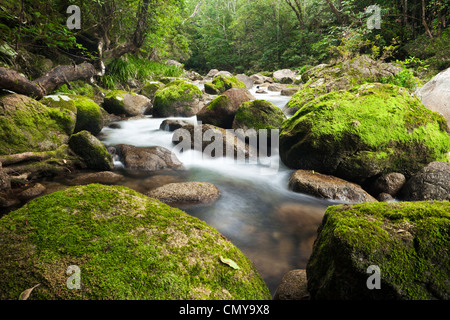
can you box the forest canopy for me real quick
[0,0,449,80]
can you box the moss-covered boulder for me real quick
[0,93,73,155]
[54,80,98,102]
[284,55,403,115]
[0,184,271,300]
[233,100,286,132]
[102,90,152,117]
[279,83,450,184]
[307,201,450,300]
[204,74,247,95]
[42,94,103,136]
[140,81,164,101]
[152,80,204,118]
[71,96,104,136]
[68,131,113,171]
[197,88,255,128]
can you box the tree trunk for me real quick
[0,63,97,99]
[284,0,305,29]
[101,0,150,63]
[324,0,344,25]
[421,0,433,39]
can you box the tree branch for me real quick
[0,63,97,99]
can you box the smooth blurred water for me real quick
[99,87,336,295]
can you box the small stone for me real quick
[18,183,46,200]
[68,171,124,186]
[288,170,377,203]
[147,182,220,206]
[273,269,310,300]
[377,192,395,202]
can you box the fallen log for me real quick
[0,63,97,99]
[0,151,54,166]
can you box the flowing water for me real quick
[98,85,339,295]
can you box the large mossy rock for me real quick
[0,184,271,300]
[279,83,450,184]
[68,131,113,171]
[152,80,204,118]
[307,201,450,300]
[204,74,247,95]
[42,94,103,136]
[0,93,73,155]
[197,88,255,128]
[284,55,403,115]
[102,90,152,117]
[140,81,164,101]
[233,100,286,132]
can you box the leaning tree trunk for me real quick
[0,62,97,99]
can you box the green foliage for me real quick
[182,0,449,76]
[0,0,90,57]
[100,55,184,89]
[381,68,418,90]
[381,56,426,90]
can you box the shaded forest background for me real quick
[0,0,449,85]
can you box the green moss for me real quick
[285,80,327,114]
[41,94,103,136]
[280,83,450,179]
[140,81,164,100]
[204,82,217,94]
[152,81,202,117]
[0,184,271,300]
[68,131,113,170]
[206,95,230,111]
[69,95,103,136]
[234,100,286,130]
[102,90,130,115]
[0,94,71,155]
[204,75,246,94]
[308,201,450,299]
[41,95,77,114]
[104,90,129,100]
[55,81,96,99]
